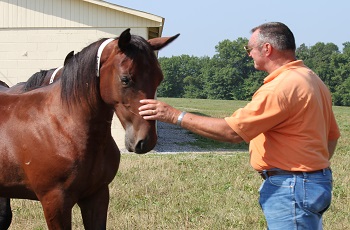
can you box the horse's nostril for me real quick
[135,140,146,154]
[130,132,157,154]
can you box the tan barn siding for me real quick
[0,27,147,84]
[1,0,161,28]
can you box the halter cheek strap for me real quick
[49,66,63,84]
[96,38,115,77]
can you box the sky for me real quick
[106,0,349,58]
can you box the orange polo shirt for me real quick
[225,60,340,171]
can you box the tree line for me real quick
[157,37,350,106]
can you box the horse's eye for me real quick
[121,76,130,86]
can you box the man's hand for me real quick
[138,99,182,125]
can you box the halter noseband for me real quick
[96,38,115,77]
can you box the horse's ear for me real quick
[148,34,180,51]
[118,28,131,50]
[64,51,74,66]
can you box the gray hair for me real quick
[251,22,296,51]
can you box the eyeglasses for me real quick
[244,45,253,55]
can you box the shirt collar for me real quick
[263,60,305,84]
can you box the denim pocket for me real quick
[268,174,295,188]
[303,178,332,215]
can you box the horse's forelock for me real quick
[125,35,157,62]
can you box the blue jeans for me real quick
[259,168,332,230]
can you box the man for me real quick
[138,22,340,229]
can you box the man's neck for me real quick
[266,52,296,74]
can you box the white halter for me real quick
[96,38,115,77]
[49,66,63,84]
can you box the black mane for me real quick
[0,80,9,88]
[60,38,107,113]
[23,69,52,92]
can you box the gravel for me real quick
[120,121,205,154]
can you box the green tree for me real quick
[158,55,205,98]
[240,71,265,99]
[202,37,258,100]
[333,77,350,106]
[296,43,311,65]
[183,56,210,98]
[331,42,350,106]
[306,42,340,92]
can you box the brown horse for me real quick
[0,50,74,229]
[0,29,179,229]
[0,81,11,230]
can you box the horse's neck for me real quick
[53,83,115,135]
[88,105,115,134]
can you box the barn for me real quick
[0,0,164,149]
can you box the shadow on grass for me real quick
[153,111,248,153]
[187,111,248,151]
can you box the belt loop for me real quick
[323,168,326,176]
[302,172,308,178]
[262,170,268,179]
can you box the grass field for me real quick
[9,98,350,229]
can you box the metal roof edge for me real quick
[82,0,164,24]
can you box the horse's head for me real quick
[98,29,179,154]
